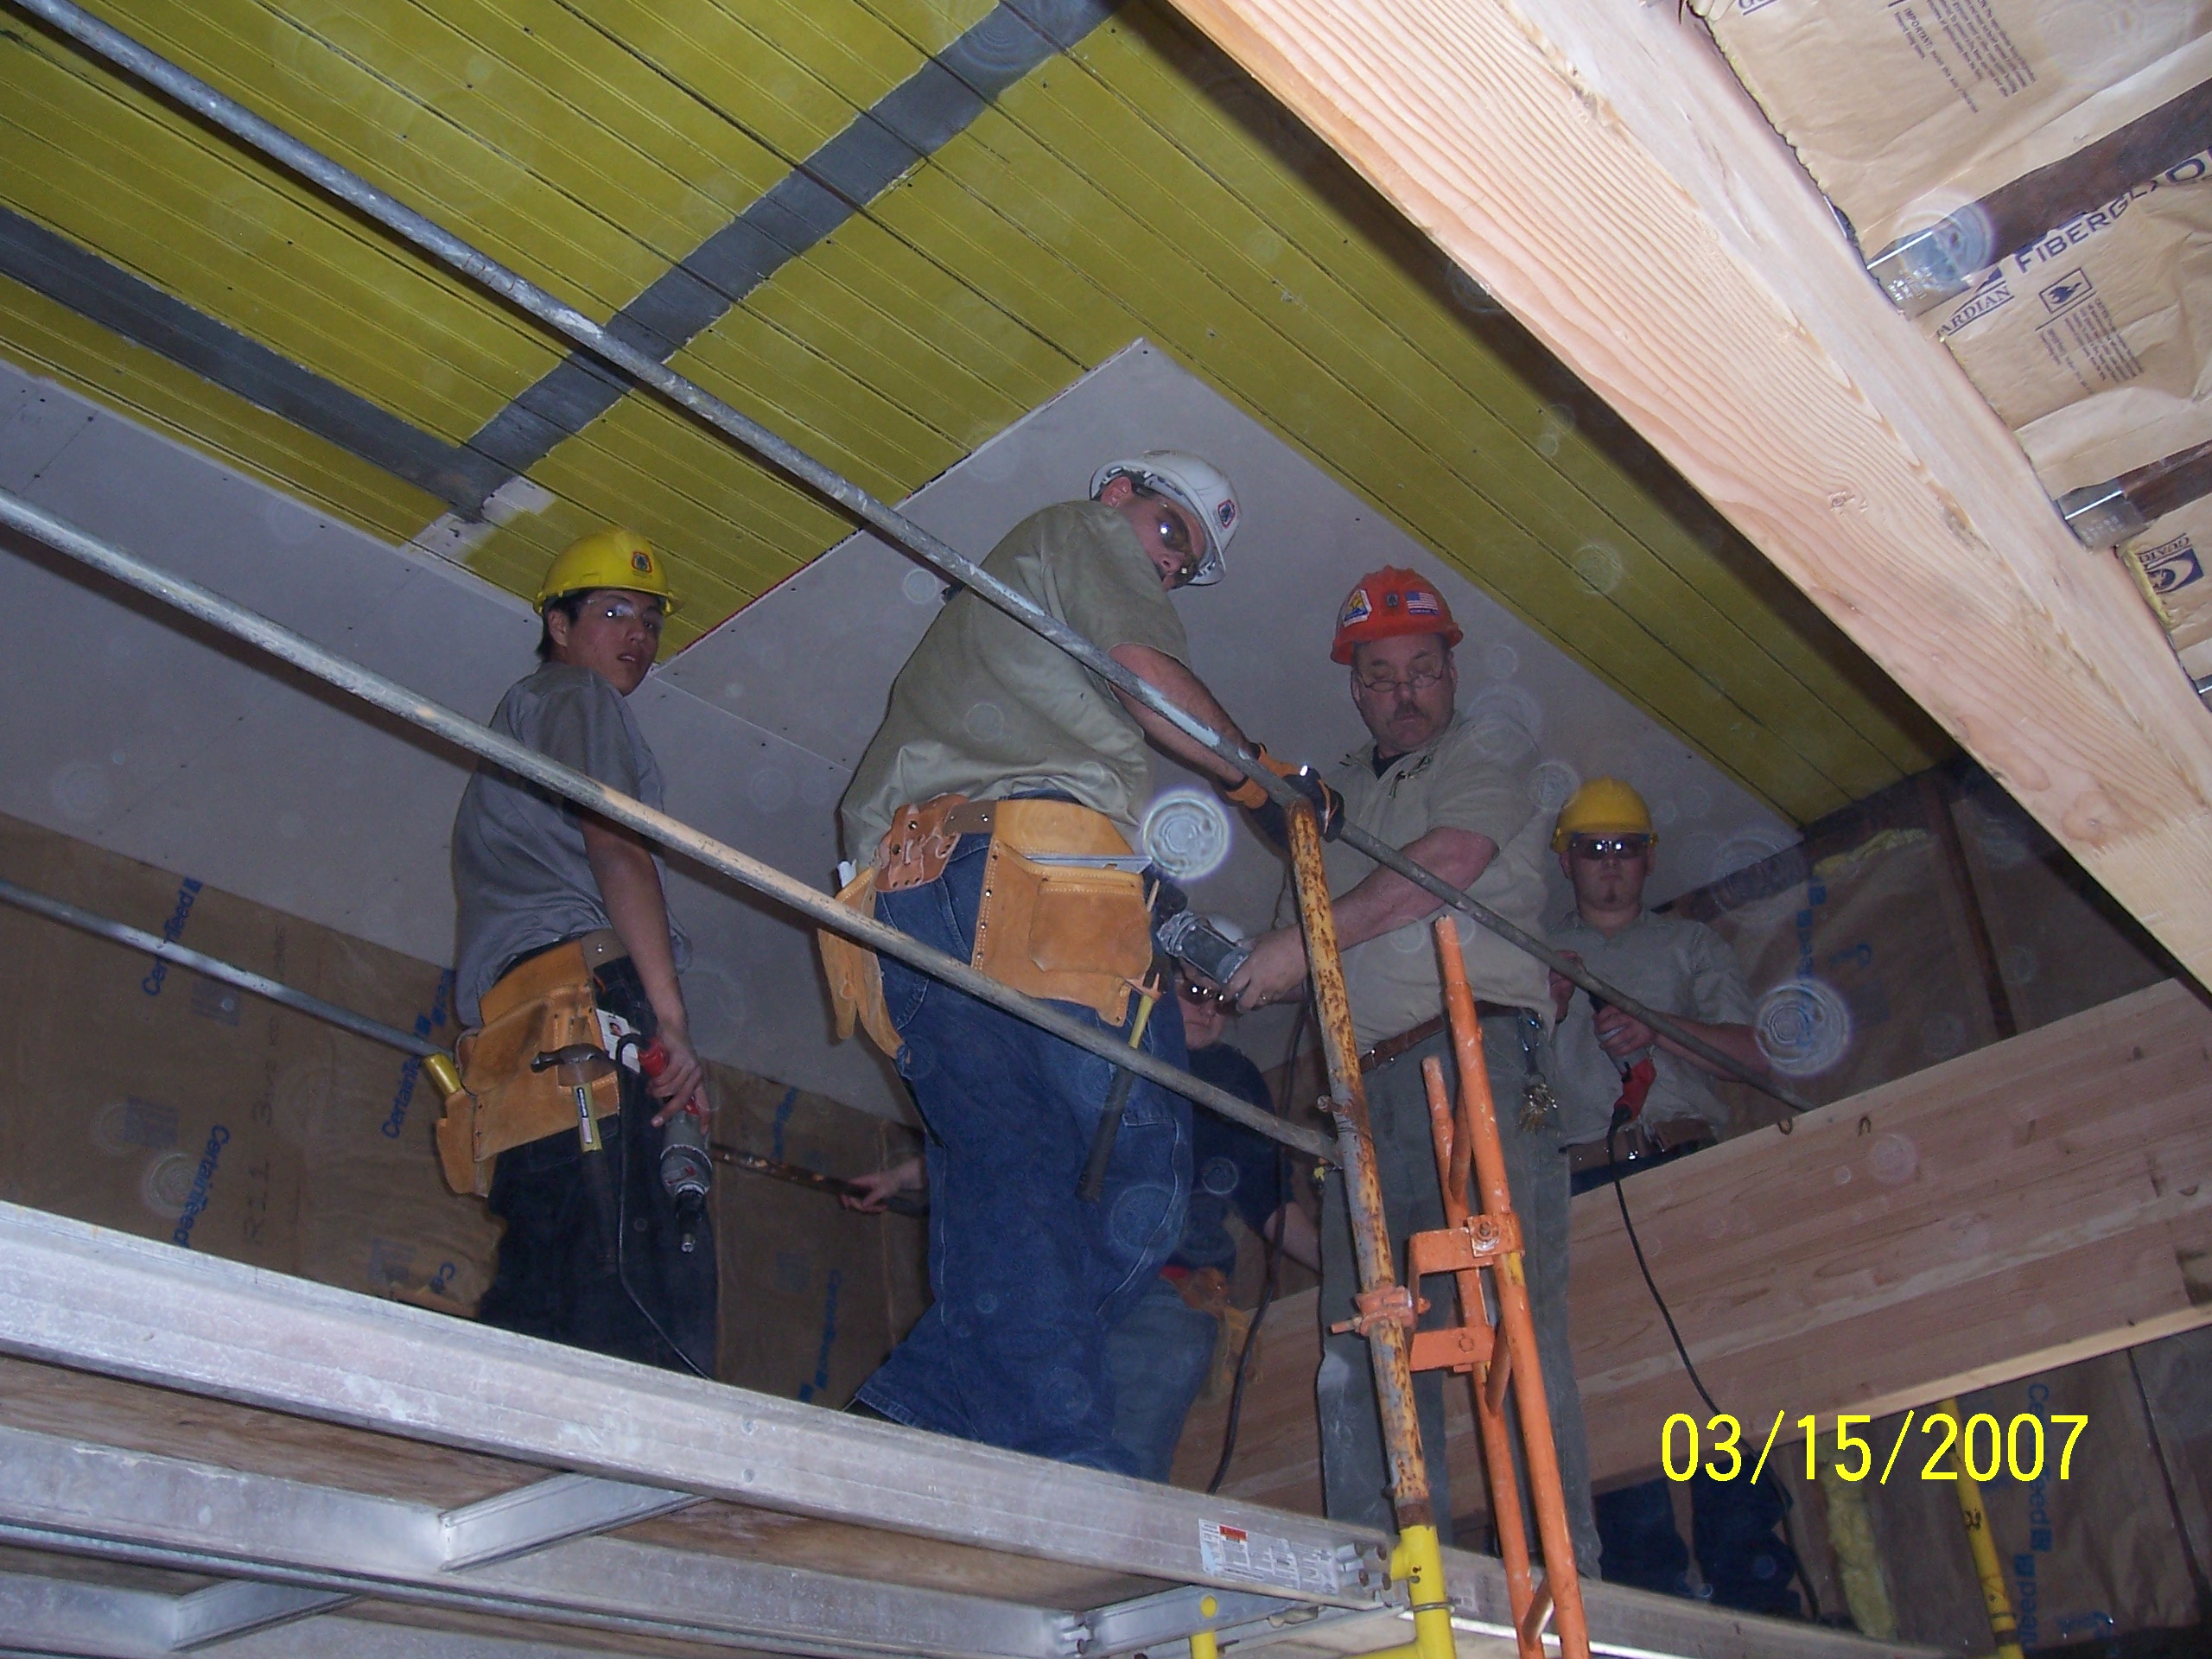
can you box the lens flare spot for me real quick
[1143,788,1231,880]
[1756,977,1851,1077]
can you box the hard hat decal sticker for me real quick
[1339,588,1373,628]
[1216,499,1236,529]
[632,551,652,573]
[1405,589,1440,617]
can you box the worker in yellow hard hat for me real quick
[443,528,716,1376]
[1547,778,1790,1613]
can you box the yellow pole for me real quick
[1932,1399,2026,1659]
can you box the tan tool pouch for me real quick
[1170,1268,1253,1402]
[437,939,621,1198]
[819,864,902,1058]
[820,795,1154,1050]
[970,798,1152,1027]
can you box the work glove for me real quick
[1225,747,1344,846]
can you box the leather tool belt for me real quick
[821,794,1154,1055]
[1564,1116,1715,1174]
[435,931,626,1198]
[1162,1265,1253,1402]
[1357,1005,1530,1074]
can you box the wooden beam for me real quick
[1178,981,2212,1503]
[1168,0,2212,979]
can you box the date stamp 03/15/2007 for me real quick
[1659,1409,2088,1485]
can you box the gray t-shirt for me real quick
[451,662,689,1026]
[840,501,1189,858]
[1306,714,1553,1048]
[1548,909,1756,1145]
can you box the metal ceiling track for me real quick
[3,0,1805,1113]
[0,1200,1941,1659]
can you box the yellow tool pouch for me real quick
[819,795,1154,1053]
[970,798,1152,1027]
[436,939,622,1198]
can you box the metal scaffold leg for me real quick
[1281,805,1454,1659]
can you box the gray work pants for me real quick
[1316,1020,1600,1573]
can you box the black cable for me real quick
[1605,1108,1820,1621]
[611,1032,713,1382]
[1207,996,1308,1494]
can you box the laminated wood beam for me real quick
[1570,976,2212,1484]
[1181,982,2212,1501]
[1168,0,2212,978]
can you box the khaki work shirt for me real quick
[451,662,690,1027]
[1548,909,1757,1146]
[1311,714,1552,1050]
[840,502,1189,858]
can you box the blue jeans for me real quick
[475,953,717,1376]
[855,836,1191,1472]
[1107,1274,1219,1481]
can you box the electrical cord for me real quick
[612,1032,714,1382]
[1603,1105,1821,1621]
[1207,997,1308,1494]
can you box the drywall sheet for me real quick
[1695,0,2212,257]
[1929,149,2212,495]
[0,808,494,1311]
[709,1069,928,1405]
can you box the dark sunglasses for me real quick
[1569,834,1653,861]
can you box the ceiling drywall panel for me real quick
[671,340,1797,915]
[2,0,1946,823]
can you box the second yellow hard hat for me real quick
[534,527,677,615]
[1552,777,1654,851]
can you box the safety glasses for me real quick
[1568,833,1653,861]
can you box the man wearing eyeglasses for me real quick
[1546,779,1791,1614]
[833,452,1274,1473]
[1225,567,1599,1573]
[448,529,715,1376]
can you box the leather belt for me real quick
[1565,1117,1715,1173]
[1357,1007,1530,1074]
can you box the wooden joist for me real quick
[1180,981,2212,1502]
[1168,0,2212,980]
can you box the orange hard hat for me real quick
[1331,566,1463,664]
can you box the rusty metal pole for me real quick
[1434,919,1592,1659]
[1421,1055,1541,1658]
[1286,804,1433,1531]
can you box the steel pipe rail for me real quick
[0,487,1333,1162]
[11,0,1805,1113]
[0,874,443,1059]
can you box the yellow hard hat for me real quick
[534,527,677,615]
[1552,777,1655,851]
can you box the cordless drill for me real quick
[639,1039,712,1255]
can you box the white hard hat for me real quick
[1090,450,1239,585]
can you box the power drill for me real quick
[639,1039,711,1255]
[1151,882,1253,986]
